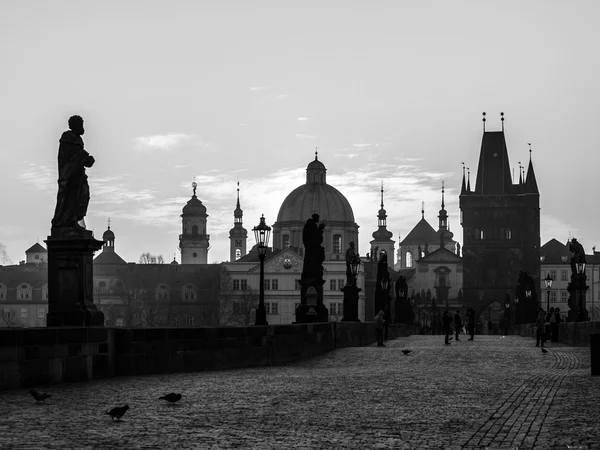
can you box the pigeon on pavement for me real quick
[159,393,182,404]
[542,348,548,354]
[106,405,129,421]
[29,389,51,403]
[401,350,412,355]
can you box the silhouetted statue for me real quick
[569,238,586,276]
[51,115,95,230]
[302,213,325,279]
[345,241,360,285]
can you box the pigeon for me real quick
[401,350,412,355]
[29,389,51,403]
[542,348,548,354]
[106,405,129,421]
[159,393,182,404]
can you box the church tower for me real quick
[437,182,456,253]
[459,113,540,313]
[179,181,210,264]
[370,182,395,263]
[229,182,248,261]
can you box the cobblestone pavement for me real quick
[1,335,598,449]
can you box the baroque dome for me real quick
[277,183,356,223]
[182,195,207,215]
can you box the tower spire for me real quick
[501,112,504,132]
[441,181,445,209]
[518,162,522,184]
[107,217,111,230]
[236,181,241,209]
[466,168,471,192]
[482,112,486,132]
[315,146,318,160]
[421,201,425,220]
[380,181,384,209]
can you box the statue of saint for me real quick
[345,241,359,285]
[569,237,587,276]
[51,115,95,230]
[302,214,325,279]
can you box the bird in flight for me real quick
[29,389,51,403]
[159,393,182,404]
[106,405,129,421]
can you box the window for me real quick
[265,302,279,315]
[183,284,196,301]
[272,279,279,290]
[185,315,195,327]
[505,228,512,240]
[549,270,557,281]
[333,234,342,254]
[561,291,568,303]
[561,270,568,282]
[17,284,32,300]
[156,284,170,300]
[42,284,48,301]
[37,307,45,319]
[0,283,6,300]
[233,279,240,290]
[338,279,345,289]
[20,308,28,319]
[116,318,124,327]
[282,234,290,249]
[35,254,39,260]
[406,251,413,268]
[241,279,247,290]
[264,279,271,290]
[330,279,337,291]
[235,249,242,260]
[550,291,557,303]
[295,279,301,290]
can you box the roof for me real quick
[418,246,462,263]
[25,243,47,253]
[0,263,48,287]
[182,195,207,215]
[473,131,513,195]
[94,250,128,265]
[540,239,571,264]
[236,246,282,263]
[399,218,438,246]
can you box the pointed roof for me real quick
[417,246,463,263]
[94,250,128,265]
[25,243,47,253]
[474,131,513,195]
[460,166,466,194]
[524,159,539,194]
[399,218,438,246]
[540,238,570,264]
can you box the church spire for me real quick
[371,181,394,262]
[229,181,248,261]
[467,168,471,192]
[421,201,425,220]
[461,162,466,194]
[524,144,539,194]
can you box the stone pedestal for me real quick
[341,283,361,322]
[295,278,328,323]
[45,228,105,327]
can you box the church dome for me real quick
[182,195,207,215]
[277,183,355,223]
[307,158,326,171]
[102,227,115,241]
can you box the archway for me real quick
[476,297,504,335]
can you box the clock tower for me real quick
[229,182,248,261]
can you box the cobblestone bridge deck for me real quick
[1,335,598,449]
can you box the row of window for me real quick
[472,228,512,241]
[113,314,196,327]
[0,284,48,301]
[281,234,344,254]
[544,270,594,282]
[3,307,45,320]
[232,279,348,291]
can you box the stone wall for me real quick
[0,322,418,390]
[509,321,600,347]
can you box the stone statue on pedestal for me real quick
[345,241,359,286]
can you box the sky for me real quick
[1,0,599,265]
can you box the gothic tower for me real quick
[229,182,248,261]
[370,182,395,263]
[437,182,456,253]
[459,113,540,315]
[179,181,210,264]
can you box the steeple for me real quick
[179,180,210,264]
[437,182,454,248]
[467,168,471,192]
[524,144,539,194]
[461,163,467,194]
[229,181,248,261]
[306,147,326,184]
[370,181,394,263]
[102,218,115,252]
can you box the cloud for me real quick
[297,117,309,121]
[172,164,190,169]
[276,94,290,100]
[334,153,360,159]
[353,143,371,148]
[17,162,56,190]
[296,134,318,139]
[249,86,268,91]
[133,133,195,151]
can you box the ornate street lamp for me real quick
[544,273,553,313]
[253,215,271,326]
[350,255,360,281]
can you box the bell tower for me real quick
[229,182,248,261]
[179,181,210,264]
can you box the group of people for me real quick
[442,306,476,345]
[536,306,562,348]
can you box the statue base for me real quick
[45,227,105,327]
[295,278,328,323]
[341,283,361,322]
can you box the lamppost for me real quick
[253,215,271,326]
[341,254,361,322]
[514,295,519,325]
[576,260,588,322]
[544,273,553,313]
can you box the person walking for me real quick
[374,310,385,347]
[442,310,452,345]
[466,305,476,340]
[536,309,546,349]
[552,308,562,342]
[453,310,462,341]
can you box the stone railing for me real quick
[508,321,600,347]
[0,322,419,391]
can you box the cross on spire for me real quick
[380,181,384,209]
[107,217,111,229]
[421,201,425,219]
[315,146,318,160]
